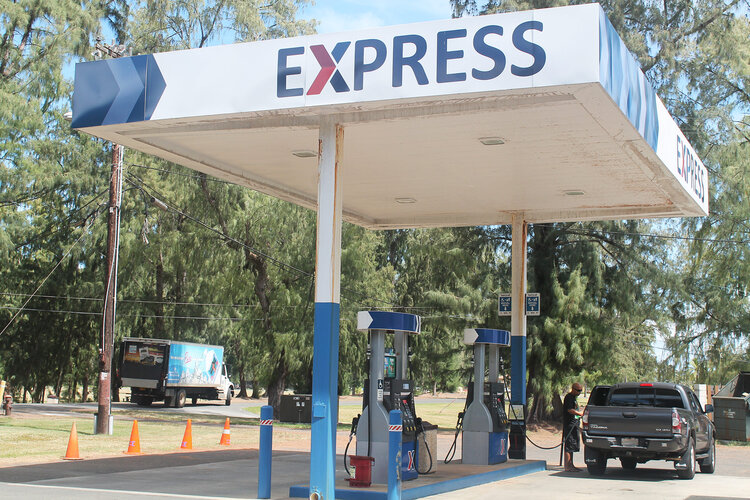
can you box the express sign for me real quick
[277,21,546,98]
[71,4,708,217]
[73,4,601,126]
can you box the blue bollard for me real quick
[388,409,402,500]
[258,405,274,499]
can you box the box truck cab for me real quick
[118,337,234,407]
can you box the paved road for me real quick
[14,399,265,419]
[7,401,750,499]
[1,445,748,500]
[426,466,750,500]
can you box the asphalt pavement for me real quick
[5,402,750,499]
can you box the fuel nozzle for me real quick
[455,411,465,430]
[350,414,360,435]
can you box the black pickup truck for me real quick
[582,382,715,479]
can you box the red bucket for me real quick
[347,455,375,487]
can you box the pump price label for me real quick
[377,379,383,402]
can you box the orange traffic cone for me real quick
[124,419,142,454]
[219,418,231,446]
[63,422,83,460]
[180,419,193,450]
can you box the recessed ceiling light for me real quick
[479,137,505,146]
[292,150,317,158]
[395,197,417,204]
[564,190,586,196]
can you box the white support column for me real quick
[510,214,527,406]
[309,120,343,500]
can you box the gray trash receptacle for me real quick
[713,372,750,441]
[417,422,438,474]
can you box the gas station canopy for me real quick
[73,3,708,229]
[73,4,711,497]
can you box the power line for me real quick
[12,188,110,250]
[0,211,102,338]
[534,223,750,245]
[0,306,253,322]
[0,293,297,308]
[126,163,237,185]
[124,173,400,309]
[124,172,315,279]
[0,293,449,313]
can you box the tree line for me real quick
[1,0,747,422]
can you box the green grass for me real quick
[338,400,465,431]
[0,415,262,462]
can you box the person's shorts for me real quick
[564,425,580,453]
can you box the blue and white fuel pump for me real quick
[462,328,510,465]
[355,311,421,484]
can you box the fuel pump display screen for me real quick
[384,354,396,379]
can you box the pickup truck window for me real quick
[688,391,703,413]
[609,387,685,408]
[609,388,637,406]
[654,388,684,408]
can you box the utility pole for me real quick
[95,37,128,435]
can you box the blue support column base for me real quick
[510,335,526,405]
[310,302,341,500]
[509,335,527,460]
[258,405,274,499]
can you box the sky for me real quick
[299,0,455,34]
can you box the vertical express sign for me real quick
[277,21,546,98]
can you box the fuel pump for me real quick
[461,328,510,465]
[355,311,421,484]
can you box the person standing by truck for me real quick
[563,382,585,472]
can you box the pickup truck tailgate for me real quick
[586,406,674,438]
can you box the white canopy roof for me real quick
[73,3,708,229]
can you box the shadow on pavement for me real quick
[0,449,265,483]
[549,466,685,482]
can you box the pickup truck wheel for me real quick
[699,437,716,473]
[175,389,187,408]
[585,447,607,476]
[620,458,637,470]
[225,391,232,406]
[676,438,696,479]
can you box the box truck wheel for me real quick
[135,396,152,407]
[175,389,187,408]
[191,396,198,406]
[225,391,232,406]
[164,396,174,407]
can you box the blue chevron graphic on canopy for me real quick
[72,55,165,129]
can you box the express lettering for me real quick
[277,21,545,98]
[676,136,705,203]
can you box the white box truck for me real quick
[118,337,234,407]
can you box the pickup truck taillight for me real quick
[671,409,683,434]
[582,406,589,430]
